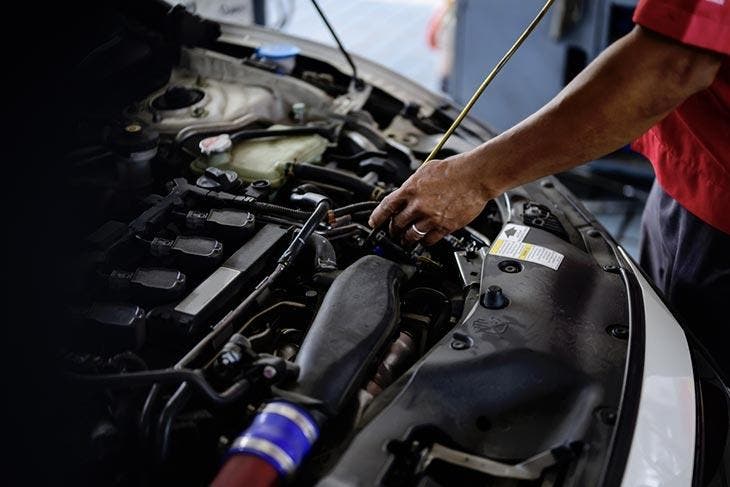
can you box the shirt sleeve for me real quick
[633,0,730,55]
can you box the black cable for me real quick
[156,385,192,461]
[350,210,373,221]
[278,199,332,267]
[291,163,382,200]
[328,150,388,164]
[254,201,312,220]
[309,0,364,90]
[188,185,312,220]
[190,173,382,218]
[332,201,378,217]
[190,185,341,221]
[70,369,250,406]
[319,223,363,238]
[139,384,161,441]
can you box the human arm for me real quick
[369,25,723,244]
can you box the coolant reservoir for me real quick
[228,125,329,187]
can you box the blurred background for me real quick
[173,0,654,257]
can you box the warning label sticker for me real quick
[497,223,530,242]
[489,238,564,270]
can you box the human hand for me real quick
[368,153,492,245]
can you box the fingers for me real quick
[372,193,450,246]
[403,220,433,244]
[403,221,449,246]
[368,191,407,228]
[371,189,450,245]
[423,229,448,246]
[390,204,421,236]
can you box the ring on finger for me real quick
[411,223,428,238]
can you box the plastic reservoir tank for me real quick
[196,125,330,188]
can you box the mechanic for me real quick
[370,0,729,372]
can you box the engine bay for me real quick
[56,6,635,486]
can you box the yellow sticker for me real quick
[489,238,564,270]
[490,238,505,254]
[518,243,533,260]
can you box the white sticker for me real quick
[489,238,564,270]
[497,223,530,242]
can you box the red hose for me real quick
[211,455,280,487]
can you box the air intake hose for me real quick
[291,163,384,200]
[213,256,404,486]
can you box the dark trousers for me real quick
[640,182,730,376]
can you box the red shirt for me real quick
[631,0,730,234]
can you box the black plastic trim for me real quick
[600,265,646,487]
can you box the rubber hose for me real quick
[291,163,381,200]
[332,201,378,217]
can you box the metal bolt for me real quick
[596,407,617,425]
[603,264,619,273]
[606,324,629,340]
[499,260,522,274]
[262,365,278,379]
[251,180,271,192]
[304,290,318,302]
[218,351,238,367]
[450,332,473,350]
[292,102,306,123]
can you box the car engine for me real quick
[56,5,635,487]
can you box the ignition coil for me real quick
[184,208,255,240]
[109,267,187,302]
[84,302,146,351]
[149,235,223,271]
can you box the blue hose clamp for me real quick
[228,400,320,476]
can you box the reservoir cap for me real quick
[199,134,233,155]
[256,43,300,60]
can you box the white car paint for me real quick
[620,247,696,487]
